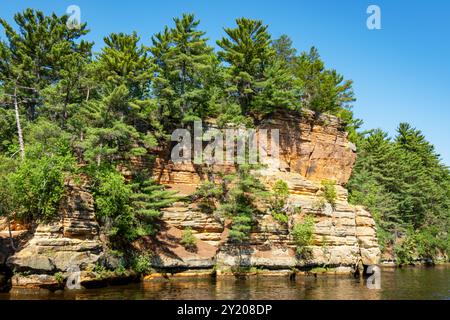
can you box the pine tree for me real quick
[78,33,161,168]
[169,14,215,122]
[0,9,91,121]
[79,85,153,167]
[150,14,217,127]
[92,168,179,243]
[40,49,93,129]
[129,177,179,236]
[97,32,151,99]
[394,123,450,228]
[272,34,297,66]
[217,18,299,120]
[293,47,354,115]
[0,106,18,155]
[348,130,403,241]
[348,125,450,259]
[218,164,269,242]
[150,26,175,125]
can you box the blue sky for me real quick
[1,0,449,165]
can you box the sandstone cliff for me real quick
[150,110,380,274]
[4,181,106,289]
[4,109,381,288]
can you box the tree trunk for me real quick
[7,217,16,251]
[96,143,102,166]
[62,85,70,129]
[13,87,25,160]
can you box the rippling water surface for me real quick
[1,265,449,300]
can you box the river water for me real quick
[1,265,449,300]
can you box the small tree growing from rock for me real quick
[180,227,197,251]
[292,215,315,259]
[321,180,337,207]
[269,179,290,224]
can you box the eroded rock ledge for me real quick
[155,171,380,274]
[5,110,381,290]
[5,182,107,290]
[149,109,380,273]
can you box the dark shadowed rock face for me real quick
[0,236,12,291]
[0,219,28,292]
[0,237,10,266]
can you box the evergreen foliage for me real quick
[194,165,269,243]
[218,165,269,242]
[321,180,337,207]
[272,34,297,67]
[91,167,178,245]
[217,18,299,121]
[269,180,290,224]
[180,227,197,250]
[292,216,315,256]
[150,14,218,126]
[0,8,448,263]
[348,125,450,263]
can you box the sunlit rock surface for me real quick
[7,110,381,288]
[151,110,380,272]
[6,181,104,288]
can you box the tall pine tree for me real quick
[217,18,299,121]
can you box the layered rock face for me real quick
[151,110,380,272]
[259,109,357,185]
[158,172,380,272]
[4,109,380,287]
[6,182,104,288]
[0,218,29,291]
[152,109,357,186]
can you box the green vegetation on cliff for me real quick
[269,180,290,224]
[0,9,448,265]
[292,216,315,257]
[216,165,269,242]
[0,9,354,245]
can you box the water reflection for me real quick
[1,265,448,300]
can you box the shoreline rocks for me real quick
[5,182,106,290]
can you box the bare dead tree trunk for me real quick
[13,86,25,160]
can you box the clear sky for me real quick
[1,0,449,165]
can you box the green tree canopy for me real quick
[217,18,299,120]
